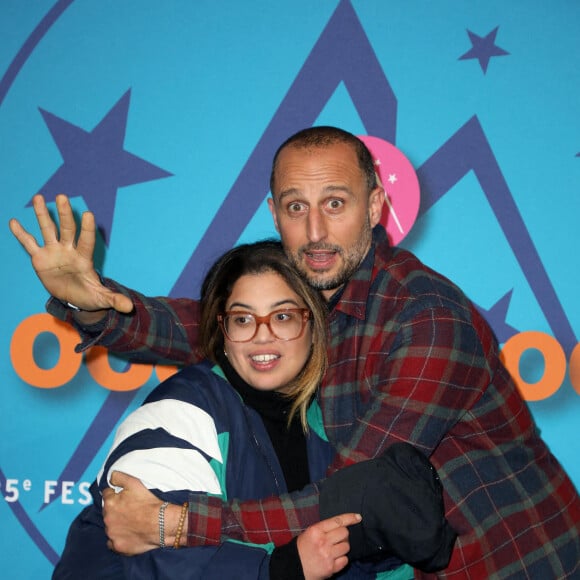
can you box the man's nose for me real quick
[306,208,327,242]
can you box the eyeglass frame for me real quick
[217,308,312,343]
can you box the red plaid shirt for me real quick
[50,226,580,578]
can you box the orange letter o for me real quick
[569,342,580,396]
[10,314,82,388]
[155,364,179,382]
[500,331,566,401]
[85,346,153,392]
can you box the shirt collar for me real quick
[330,225,391,320]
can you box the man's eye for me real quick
[327,199,344,210]
[287,202,305,213]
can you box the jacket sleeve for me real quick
[124,541,273,580]
[52,497,275,580]
[54,369,281,580]
[52,502,125,580]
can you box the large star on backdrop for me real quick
[32,89,172,245]
[459,26,509,74]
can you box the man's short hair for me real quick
[269,126,378,195]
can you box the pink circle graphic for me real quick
[358,135,420,246]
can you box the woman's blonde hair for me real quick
[198,240,327,431]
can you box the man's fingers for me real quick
[32,194,59,244]
[109,471,133,488]
[109,471,147,490]
[76,209,96,260]
[9,218,40,256]
[55,194,77,246]
[110,291,136,314]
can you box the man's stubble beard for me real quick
[284,218,373,293]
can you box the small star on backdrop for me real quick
[459,26,509,74]
[476,290,519,343]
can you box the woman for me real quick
[53,240,412,580]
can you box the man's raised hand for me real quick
[9,194,133,319]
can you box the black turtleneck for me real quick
[216,352,310,493]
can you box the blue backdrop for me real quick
[2,1,579,577]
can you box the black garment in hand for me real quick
[319,442,457,573]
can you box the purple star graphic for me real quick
[32,89,172,245]
[459,26,509,74]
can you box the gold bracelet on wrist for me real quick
[173,502,188,549]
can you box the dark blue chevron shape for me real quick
[416,115,576,354]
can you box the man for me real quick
[10,127,580,578]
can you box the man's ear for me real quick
[369,186,385,228]
[267,197,281,233]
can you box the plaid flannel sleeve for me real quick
[187,483,322,546]
[47,277,201,365]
